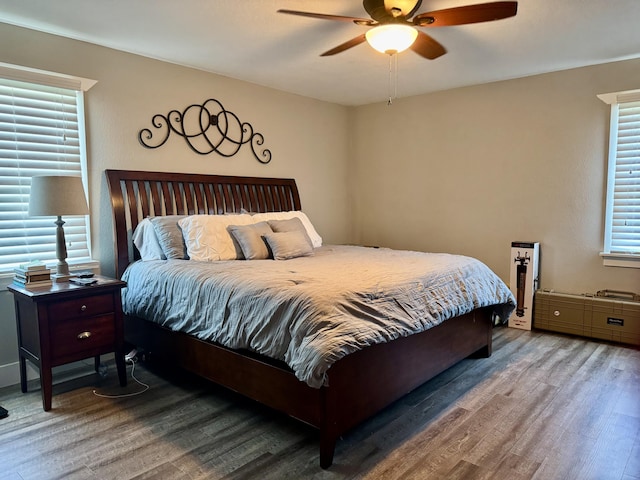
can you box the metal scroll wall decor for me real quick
[138,98,271,164]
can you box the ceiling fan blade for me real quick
[277,9,375,26]
[413,1,517,27]
[320,34,368,56]
[410,31,447,59]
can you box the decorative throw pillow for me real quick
[228,222,273,260]
[132,218,166,261]
[268,217,313,249]
[150,215,188,259]
[178,214,253,261]
[251,210,322,248]
[263,231,314,260]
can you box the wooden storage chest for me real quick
[534,290,640,346]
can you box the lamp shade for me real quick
[365,24,418,54]
[28,175,89,216]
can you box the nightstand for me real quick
[7,275,127,411]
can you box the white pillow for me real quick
[178,214,253,261]
[132,218,166,261]
[251,211,322,248]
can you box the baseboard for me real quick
[0,356,114,389]
[0,361,38,389]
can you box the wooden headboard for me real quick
[105,169,301,277]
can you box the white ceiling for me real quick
[1,0,639,106]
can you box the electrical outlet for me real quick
[125,348,138,363]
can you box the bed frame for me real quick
[106,169,494,468]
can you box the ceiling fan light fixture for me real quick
[365,24,418,55]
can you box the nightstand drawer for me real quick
[50,314,116,361]
[48,293,114,319]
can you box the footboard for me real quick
[318,307,493,467]
[125,307,493,468]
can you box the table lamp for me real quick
[28,175,89,282]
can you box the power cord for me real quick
[92,352,149,399]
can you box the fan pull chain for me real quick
[388,54,392,105]
[394,54,398,100]
[387,53,399,106]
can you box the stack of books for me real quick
[13,262,52,288]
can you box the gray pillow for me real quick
[263,231,314,260]
[228,222,273,260]
[150,215,187,259]
[268,217,313,249]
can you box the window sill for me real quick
[1,260,101,290]
[600,252,640,269]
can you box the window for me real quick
[0,64,96,273]
[599,90,640,267]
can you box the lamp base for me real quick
[52,273,73,283]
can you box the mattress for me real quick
[122,245,515,387]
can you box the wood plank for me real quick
[1,328,639,479]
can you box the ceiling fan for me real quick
[278,0,518,59]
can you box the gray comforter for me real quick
[121,245,515,388]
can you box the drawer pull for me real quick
[77,331,92,340]
[80,305,87,312]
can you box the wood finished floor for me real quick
[0,327,639,480]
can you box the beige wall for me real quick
[350,59,640,293]
[0,23,352,274]
[0,23,350,384]
[1,21,639,386]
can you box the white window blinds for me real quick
[0,77,91,271]
[603,97,640,255]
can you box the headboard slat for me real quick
[238,185,246,211]
[264,185,274,212]
[185,183,196,214]
[249,185,259,212]
[106,169,301,277]
[159,182,171,214]
[137,180,150,218]
[173,182,185,214]
[124,181,137,226]
[203,184,215,214]
[221,185,233,213]
[193,183,205,214]
[149,181,160,216]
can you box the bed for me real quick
[105,169,515,468]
